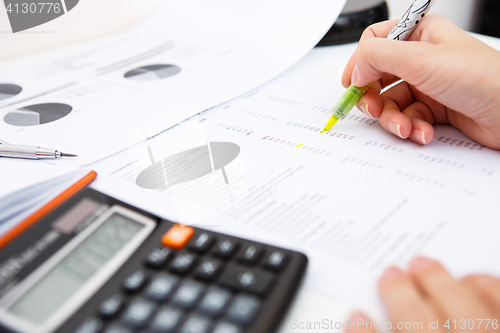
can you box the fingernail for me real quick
[413,129,427,144]
[358,103,373,117]
[420,130,427,144]
[352,65,359,87]
[358,103,367,113]
[381,266,405,281]
[388,122,403,138]
[410,256,436,272]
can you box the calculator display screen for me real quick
[7,213,143,324]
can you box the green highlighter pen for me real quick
[322,84,372,132]
[322,0,435,132]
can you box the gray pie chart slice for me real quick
[0,84,22,101]
[124,64,181,81]
[136,142,240,190]
[4,103,72,126]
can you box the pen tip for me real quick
[62,153,77,157]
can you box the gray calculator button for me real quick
[149,306,184,333]
[172,279,205,309]
[195,259,222,281]
[218,263,274,296]
[211,322,242,333]
[226,294,261,326]
[123,270,147,293]
[170,253,197,274]
[180,314,212,333]
[264,251,288,271]
[238,245,262,265]
[99,294,123,318]
[145,272,179,302]
[146,247,172,268]
[198,286,232,317]
[213,239,238,259]
[103,324,132,333]
[190,233,214,253]
[120,298,157,329]
[74,316,103,333]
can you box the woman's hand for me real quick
[348,257,500,333]
[342,15,500,150]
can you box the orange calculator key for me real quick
[161,224,195,249]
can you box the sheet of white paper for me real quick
[0,0,345,166]
[0,159,78,199]
[89,44,500,316]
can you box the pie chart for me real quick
[136,142,240,190]
[4,0,79,33]
[3,103,72,127]
[0,84,22,101]
[124,64,181,81]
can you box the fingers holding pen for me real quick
[342,19,400,88]
[377,98,434,145]
[356,81,385,118]
[361,81,434,145]
[403,105,435,145]
[377,98,412,140]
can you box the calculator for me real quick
[0,188,307,333]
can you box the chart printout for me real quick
[0,0,345,166]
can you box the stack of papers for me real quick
[0,159,91,235]
[0,0,347,166]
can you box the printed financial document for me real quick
[90,44,500,316]
[0,0,346,166]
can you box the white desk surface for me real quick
[2,6,500,332]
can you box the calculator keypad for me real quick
[74,223,302,333]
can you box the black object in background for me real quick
[477,0,500,38]
[317,0,388,46]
